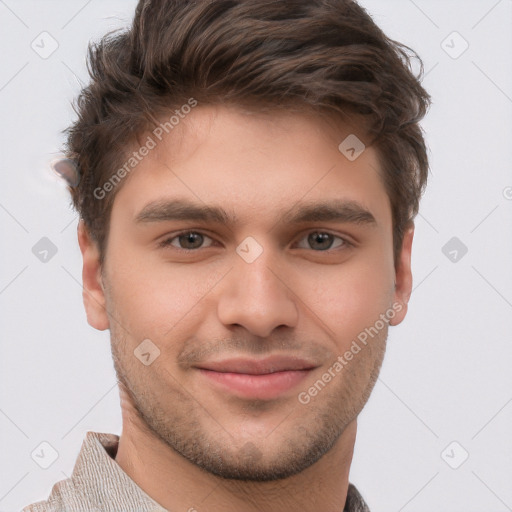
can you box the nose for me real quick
[217,248,299,338]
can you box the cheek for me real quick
[303,258,394,347]
[106,253,226,337]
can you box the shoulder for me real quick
[345,482,371,512]
[20,475,99,512]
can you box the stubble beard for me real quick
[109,324,387,482]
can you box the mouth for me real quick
[195,356,318,400]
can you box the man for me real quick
[23,0,430,510]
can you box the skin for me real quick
[78,104,414,512]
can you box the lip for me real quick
[196,356,317,400]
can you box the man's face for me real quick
[81,105,412,480]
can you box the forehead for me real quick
[110,104,392,230]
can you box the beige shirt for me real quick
[22,431,371,512]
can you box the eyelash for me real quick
[157,230,353,252]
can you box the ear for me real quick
[77,220,110,331]
[389,222,414,326]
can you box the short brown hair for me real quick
[64,0,431,266]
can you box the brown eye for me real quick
[295,232,347,251]
[159,231,214,250]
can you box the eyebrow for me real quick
[134,198,377,227]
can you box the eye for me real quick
[158,230,351,252]
[295,231,350,251]
[158,231,215,250]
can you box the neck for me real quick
[115,391,356,512]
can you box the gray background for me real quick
[1,0,511,510]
